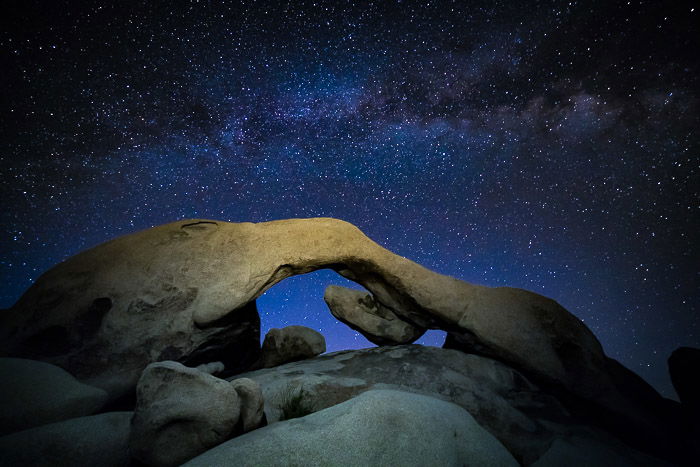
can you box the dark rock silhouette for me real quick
[0,357,108,435]
[0,412,132,467]
[669,346,700,413]
[259,325,326,368]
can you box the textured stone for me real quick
[324,285,424,345]
[185,389,518,467]
[235,345,571,464]
[0,357,108,435]
[0,412,132,467]
[129,361,241,467]
[260,325,325,368]
[230,377,265,433]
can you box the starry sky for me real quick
[1,1,698,399]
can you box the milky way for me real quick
[1,1,698,398]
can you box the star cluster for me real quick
[1,1,698,398]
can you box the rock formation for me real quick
[259,325,326,368]
[129,361,242,467]
[0,217,684,461]
[0,357,108,435]
[324,285,424,345]
[233,344,671,465]
[0,412,132,467]
[230,378,265,433]
[184,389,519,467]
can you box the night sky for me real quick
[1,1,698,399]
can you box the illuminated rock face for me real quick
[323,285,425,345]
[0,218,660,429]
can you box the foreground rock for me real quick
[130,361,241,467]
[668,346,700,463]
[532,435,673,467]
[0,217,678,458]
[0,357,108,435]
[185,389,518,467]
[324,285,425,345]
[230,378,265,433]
[235,345,669,465]
[0,412,131,467]
[260,325,326,368]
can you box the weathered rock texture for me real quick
[129,361,241,467]
[260,325,326,368]
[0,217,681,460]
[234,344,670,465]
[0,357,108,435]
[184,389,519,467]
[0,411,132,467]
[230,377,265,433]
[324,284,424,345]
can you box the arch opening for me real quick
[254,268,446,353]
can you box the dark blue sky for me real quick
[1,0,698,398]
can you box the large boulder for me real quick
[235,345,573,464]
[0,411,132,467]
[184,389,519,467]
[0,357,108,435]
[324,284,425,345]
[129,361,241,467]
[260,325,325,368]
[234,344,682,465]
[0,217,676,458]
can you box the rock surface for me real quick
[234,344,608,464]
[0,411,132,467]
[260,325,326,368]
[195,361,225,375]
[0,217,676,456]
[0,357,108,435]
[184,389,519,467]
[531,435,672,467]
[668,346,700,413]
[230,377,265,433]
[130,361,241,467]
[324,284,425,345]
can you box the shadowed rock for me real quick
[129,361,241,467]
[260,325,325,368]
[184,389,519,467]
[236,345,567,464]
[324,285,425,345]
[0,412,132,467]
[0,357,108,436]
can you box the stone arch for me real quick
[0,217,643,431]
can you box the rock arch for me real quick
[0,217,672,451]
